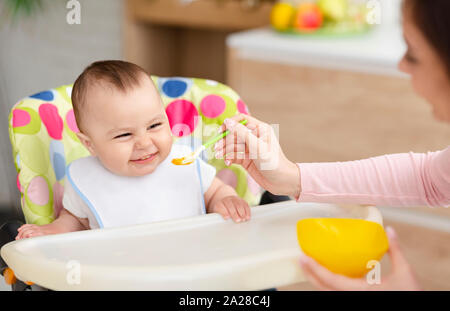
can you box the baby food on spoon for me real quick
[171,157,194,166]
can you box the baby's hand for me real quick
[211,196,251,223]
[15,224,57,240]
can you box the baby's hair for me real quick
[71,60,151,132]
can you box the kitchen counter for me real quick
[225,22,448,174]
[227,24,407,77]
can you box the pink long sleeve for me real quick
[297,146,450,207]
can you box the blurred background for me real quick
[0,0,448,290]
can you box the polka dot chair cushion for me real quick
[9,77,263,225]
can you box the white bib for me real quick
[66,145,212,229]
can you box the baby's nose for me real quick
[135,134,153,149]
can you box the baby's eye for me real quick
[114,133,131,139]
[148,122,162,130]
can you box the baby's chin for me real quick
[99,159,157,177]
[127,152,171,177]
[99,149,172,177]
[128,168,157,177]
[126,162,159,177]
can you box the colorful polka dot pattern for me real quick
[9,85,90,225]
[9,77,261,225]
[39,104,64,140]
[159,77,193,98]
[165,99,199,137]
[237,99,250,115]
[200,95,226,118]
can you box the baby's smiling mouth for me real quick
[130,152,158,162]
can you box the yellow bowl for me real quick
[297,218,389,278]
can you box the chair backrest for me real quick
[9,76,263,225]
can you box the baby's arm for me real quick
[15,209,89,240]
[204,177,251,223]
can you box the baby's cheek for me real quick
[120,144,135,164]
[102,145,132,173]
[158,130,174,159]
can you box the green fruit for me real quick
[318,0,348,22]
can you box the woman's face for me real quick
[398,7,450,123]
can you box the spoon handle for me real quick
[203,119,248,149]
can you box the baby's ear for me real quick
[76,132,97,156]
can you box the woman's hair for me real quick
[404,0,450,76]
[71,60,150,132]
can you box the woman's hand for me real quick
[214,114,301,198]
[299,227,422,291]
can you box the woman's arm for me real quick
[216,114,449,207]
[298,147,450,207]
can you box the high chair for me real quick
[0,76,267,290]
[1,76,383,290]
[9,77,266,223]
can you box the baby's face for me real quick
[77,75,173,177]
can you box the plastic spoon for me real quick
[172,119,248,165]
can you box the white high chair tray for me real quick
[1,201,383,290]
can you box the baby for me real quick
[16,60,250,239]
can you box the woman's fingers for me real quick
[215,132,247,152]
[215,123,255,153]
[300,229,421,291]
[215,142,247,159]
[222,153,249,167]
[223,119,262,155]
[300,261,333,291]
[217,114,246,132]
[299,254,368,291]
[214,140,250,167]
[384,227,421,290]
[215,115,274,167]
[385,227,409,270]
[217,113,260,133]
